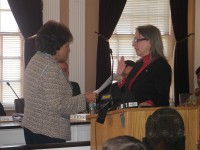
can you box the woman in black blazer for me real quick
[118,25,171,107]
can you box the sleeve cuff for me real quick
[146,100,154,106]
[118,77,126,88]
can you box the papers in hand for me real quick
[93,74,117,94]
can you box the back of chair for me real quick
[70,81,89,113]
[143,107,185,150]
[14,98,24,114]
[70,81,81,96]
[0,102,6,116]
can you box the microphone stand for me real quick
[6,82,20,99]
[95,31,114,97]
[95,32,115,124]
[6,82,25,114]
[108,47,114,96]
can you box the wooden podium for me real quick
[87,106,200,150]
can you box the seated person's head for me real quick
[196,66,200,88]
[145,108,185,150]
[58,61,69,77]
[103,135,146,150]
[122,60,135,78]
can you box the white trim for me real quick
[69,0,85,93]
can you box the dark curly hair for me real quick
[103,135,146,150]
[144,107,185,150]
[35,20,73,55]
[196,66,200,76]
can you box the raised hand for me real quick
[117,56,126,75]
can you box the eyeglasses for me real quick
[132,38,148,44]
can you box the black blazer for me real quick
[121,57,171,106]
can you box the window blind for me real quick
[0,0,24,109]
[109,0,171,73]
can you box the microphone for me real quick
[6,82,20,99]
[94,31,115,121]
[96,97,122,124]
[94,31,115,96]
[6,82,25,114]
[96,98,113,124]
[97,50,114,103]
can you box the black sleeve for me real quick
[152,59,172,106]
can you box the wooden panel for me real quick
[127,110,154,139]
[177,108,199,150]
[89,107,200,150]
[90,112,128,150]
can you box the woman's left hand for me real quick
[138,102,153,107]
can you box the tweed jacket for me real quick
[21,51,86,140]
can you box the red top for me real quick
[118,76,127,88]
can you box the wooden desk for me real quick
[88,106,200,150]
[0,120,90,147]
[0,119,90,129]
[0,141,90,150]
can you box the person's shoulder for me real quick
[151,57,171,72]
[154,57,170,66]
[70,81,79,86]
[155,56,168,63]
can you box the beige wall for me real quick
[60,0,68,25]
[60,0,98,92]
[188,0,200,92]
[188,0,195,93]
[194,0,200,89]
[85,0,99,91]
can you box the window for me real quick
[110,0,173,73]
[0,0,24,109]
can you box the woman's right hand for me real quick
[84,92,97,103]
[117,56,126,75]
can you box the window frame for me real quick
[0,0,24,110]
[109,0,174,73]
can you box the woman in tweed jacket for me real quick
[22,20,96,145]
